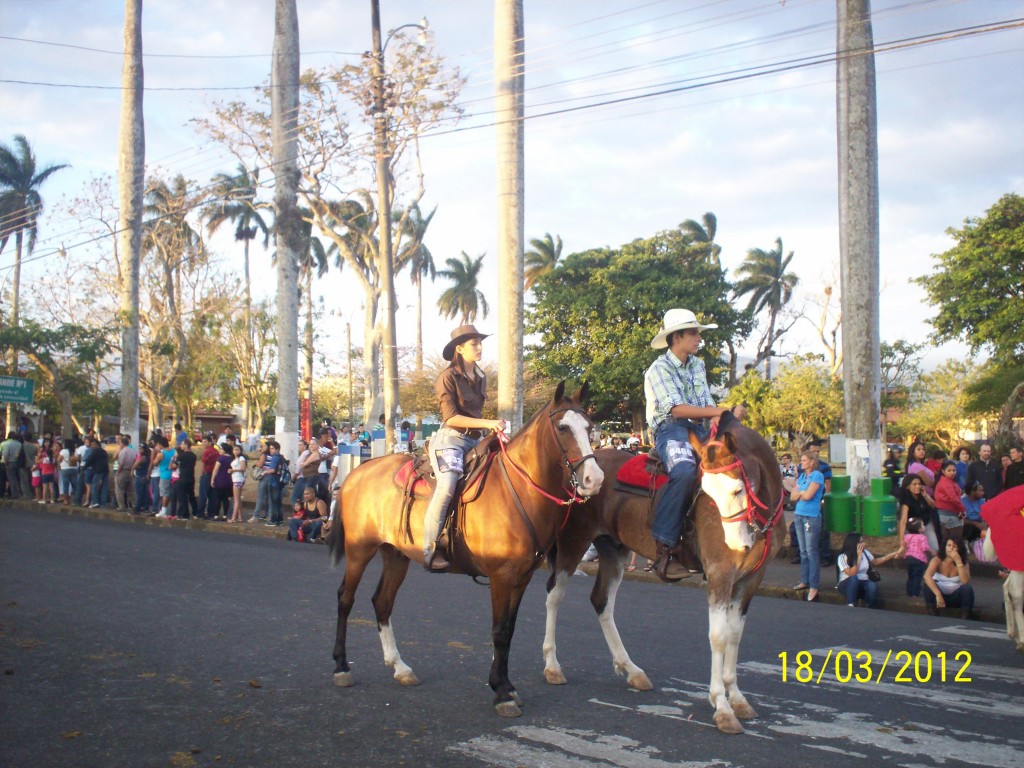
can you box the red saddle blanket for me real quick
[392,452,496,501]
[394,460,432,498]
[616,453,668,491]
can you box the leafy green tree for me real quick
[0,320,110,436]
[760,355,843,450]
[438,251,489,324]
[894,359,984,453]
[916,193,1024,447]
[395,203,437,373]
[524,232,562,291]
[880,339,924,411]
[721,369,772,435]
[526,226,743,431]
[733,237,799,380]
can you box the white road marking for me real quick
[739,661,1024,717]
[931,624,1008,640]
[450,726,732,767]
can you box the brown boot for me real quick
[654,542,694,583]
[673,539,703,574]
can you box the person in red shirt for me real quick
[924,449,947,477]
[934,460,966,543]
[198,434,220,520]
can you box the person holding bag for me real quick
[836,533,899,608]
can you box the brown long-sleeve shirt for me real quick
[435,362,486,424]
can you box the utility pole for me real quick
[495,0,526,430]
[272,0,301,465]
[117,0,144,449]
[837,0,882,495]
[370,0,400,452]
[346,320,354,428]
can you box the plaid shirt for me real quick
[644,350,716,436]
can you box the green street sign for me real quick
[0,376,35,405]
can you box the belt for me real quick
[449,427,485,439]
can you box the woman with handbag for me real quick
[836,533,899,608]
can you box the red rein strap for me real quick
[496,431,584,531]
[702,441,785,573]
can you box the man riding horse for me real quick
[645,308,730,582]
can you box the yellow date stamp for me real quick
[778,650,973,684]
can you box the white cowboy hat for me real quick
[650,308,718,349]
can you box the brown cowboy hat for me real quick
[442,324,489,361]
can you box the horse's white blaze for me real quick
[559,410,604,496]
[701,472,754,552]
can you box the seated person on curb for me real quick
[644,308,728,582]
[836,533,898,608]
[421,324,506,572]
[288,486,327,542]
[924,538,975,619]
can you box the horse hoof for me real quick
[627,671,653,691]
[510,690,523,707]
[395,671,420,686]
[714,711,744,735]
[333,671,355,688]
[544,668,568,685]
[495,700,523,718]
[731,701,757,720]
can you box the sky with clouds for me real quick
[2,0,1022,378]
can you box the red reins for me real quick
[701,440,785,573]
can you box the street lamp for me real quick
[369,1,428,453]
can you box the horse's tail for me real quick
[327,495,345,567]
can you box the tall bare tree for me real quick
[116,0,144,446]
[495,0,525,429]
[272,0,301,464]
[837,0,882,494]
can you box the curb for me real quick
[3,499,1006,625]
[575,562,1006,625]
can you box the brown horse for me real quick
[327,382,604,717]
[541,413,784,734]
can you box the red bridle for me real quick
[701,440,785,573]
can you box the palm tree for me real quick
[205,163,271,435]
[733,237,799,380]
[679,212,721,266]
[0,134,68,430]
[438,251,489,324]
[296,214,328,428]
[395,204,436,373]
[524,232,562,291]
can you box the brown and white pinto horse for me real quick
[327,382,604,717]
[541,413,784,733]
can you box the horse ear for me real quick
[573,381,590,404]
[721,430,739,455]
[553,380,566,404]
[688,429,705,458]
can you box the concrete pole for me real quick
[117,0,144,449]
[272,0,301,466]
[837,0,882,495]
[495,0,525,430]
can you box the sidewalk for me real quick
[2,498,1009,625]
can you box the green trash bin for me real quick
[824,475,859,533]
[861,477,897,536]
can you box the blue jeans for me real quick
[794,514,822,590]
[77,469,93,505]
[840,576,879,607]
[422,426,478,555]
[60,468,77,498]
[197,473,212,519]
[925,583,975,612]
[288,516,324,541]
[651,420,707,547]
[90,473,110,507]
[256,475,279,521]
[150,476,161,512]
[906,556,927,597]
[134,475,150,511]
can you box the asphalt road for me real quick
[2,507,1022,768]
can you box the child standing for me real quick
[903,518,933,597]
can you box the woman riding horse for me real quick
[421,324,506,571]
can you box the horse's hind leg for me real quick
[371,545,418,686]
[591,538,651,690]
[333,543,377,687]
[542,540,592,686]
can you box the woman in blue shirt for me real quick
[789,451,825,602]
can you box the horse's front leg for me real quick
[722,592,757,720]
[707,598,742,734]
[333,544,376,688]
[490,573,532,717]
[371,545,418,686]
